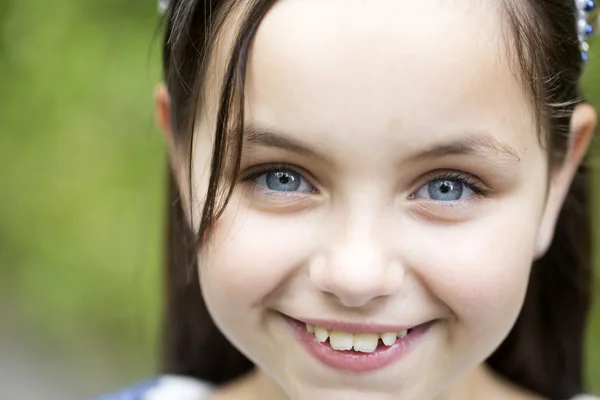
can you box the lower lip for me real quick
[286,317,432,373]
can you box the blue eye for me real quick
[414,176,478,201]
[252,168,315,193]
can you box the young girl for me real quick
[97,0,600,399]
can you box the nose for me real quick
[309,229,405,308]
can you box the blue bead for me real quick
[585,0,595,12]
[582,51,589,62]
[586,23,593,35]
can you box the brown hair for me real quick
[159,1,594,398]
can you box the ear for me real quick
[535,103,596,258]
[155,83,187,172]
[155,83,192,214]
[155,83,175,149]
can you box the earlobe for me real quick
[534,232,550,260]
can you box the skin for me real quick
[156,0,597,399]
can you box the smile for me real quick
[306,324,410,352]
[285,316,433,372]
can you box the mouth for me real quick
[306,323,412,352]
[285,315,433,372]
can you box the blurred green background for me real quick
[0,0,163,397]
[1,0,600,398]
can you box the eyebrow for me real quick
[406,134,522,163]
[243,126,521,163]
[243,126,326,161]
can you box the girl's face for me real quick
[165,1,591,399]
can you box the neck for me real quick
[438,364,500,400]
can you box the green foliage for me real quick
[583,46,600,393]
[0,0,164,386]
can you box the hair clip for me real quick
[576,0,596,61]
[158,0,169,15]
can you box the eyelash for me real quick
[417,171,491,198]
[240,163,318,192]
[240,164,490,199]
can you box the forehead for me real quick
[239,0,535,155]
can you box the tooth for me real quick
[353,333,379,353]
[306,324,315,333]
[314,326,329,343]
[398,330,408,338]
[380,332,397,346]
[329,331,354,350]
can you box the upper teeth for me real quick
[306,324,409,353]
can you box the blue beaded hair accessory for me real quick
[576,0,596,61]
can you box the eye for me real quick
[246,166,316,193]
[417,179,472,201]
[412,173,486,201]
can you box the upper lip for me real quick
[291,316,423,334]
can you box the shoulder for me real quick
[92,375,214,400]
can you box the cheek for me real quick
[199,197,317,312]
[411,206,540,334]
